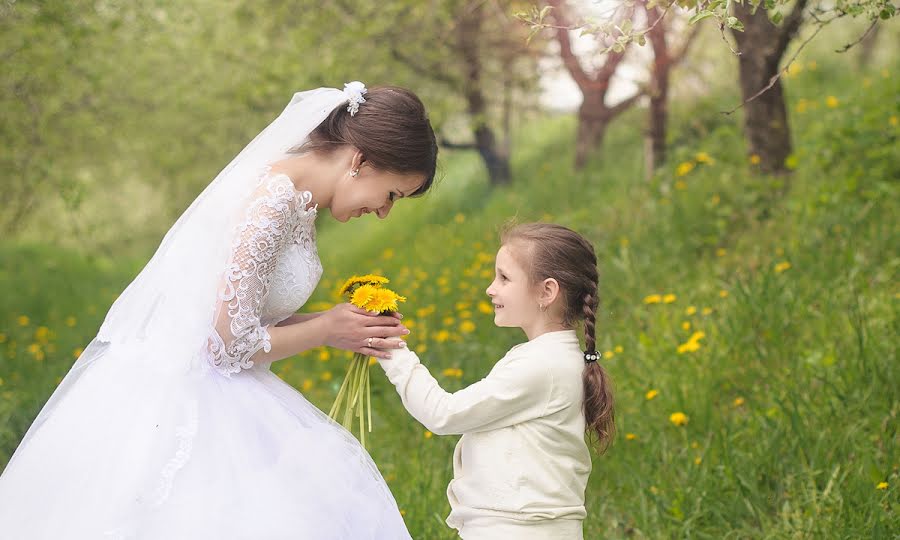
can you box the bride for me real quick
[0,82,438,539]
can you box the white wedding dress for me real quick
[0,171,412,540]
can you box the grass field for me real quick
[2,56,898,538]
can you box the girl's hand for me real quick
[318,303,410,359]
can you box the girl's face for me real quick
[330,165,424,223]
[485,245,540,329]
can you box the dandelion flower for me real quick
[625,433,637,441]
[320,371,333,382]
[774,261,792,273]
[676,162,695,177]
[644,294,662,304]
[645,389,659,400]
[733,397,745,407]
[614,345,624,354]
[339,274,389,296]
[459,320,476,334]
[719,290,729,298]
[669,412,689,426]
[749,154,761,165]
[685,306,697,316]
[477,301,493,314]
[17,315,29,326]
[424,430,433,439]
[302,379,314,392]
[663,294,677,304]
[826,96,839,108]
[876,482,888,490]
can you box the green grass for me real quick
[2,58,898,538]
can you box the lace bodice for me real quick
[207,171,322,376]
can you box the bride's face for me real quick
[331,166,424,223]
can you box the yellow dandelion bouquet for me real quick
[327,274,406,448]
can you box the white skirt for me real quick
[0,339,411,540]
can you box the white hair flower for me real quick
[343,81,368,116]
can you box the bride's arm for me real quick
[260,304,408,364]
[209,175,407,376]
[275,312,322,326]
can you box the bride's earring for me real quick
[350,168,359,177]
[539,303,547,312]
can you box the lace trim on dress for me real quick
[207,168,317,377]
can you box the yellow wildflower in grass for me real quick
[807,60,817,70]
[318,349,331,361]
[674,180,688,191]
[691,441,699,449]
[676,161,695,177]
[603,350,614,359]
[649,486,659,495]
[719,290,729,298]
[435,330,451,343]
[891,116,898,127]
[302,379,314,392]
[442,368,463,378]
[455,302,471,311]
[0,376,3,386]
[34,326,50,342]
[17,315,30,326]
[685,306,697,316]
[702,307,713,315]
[694,456,702,465]
[339,274,389,296]
[644,294,662,304]
[733,397,745,407]
[645,389,659,401]
[669,412,689,426]
[825,96,839,108]
[625,433,637,441]
[710,194,720,206]
[677,331,706,354]
[368,357,378,366]
[787,62,803,77]
[381,248,394,260]
[774,261,792,274]
[65,316,77,327]
[0,333,6,344]
[749,154,761,165]
[459,320,476,334]
[682,321,691,331]
[443,316,456,327]
[663,294,677,304]
[716,248,727,257]
[477,301,494,314]
[73,348,83,358]
[796,99,808,113]
[876,482,888,490]
[695,152,713,164]
[416,305,436,318]
[454,213,466,224]
[437,276,449,287]
[459,310,472,319]
[614,345,623,354]
[321,371,333,382]
[424,430,433,439]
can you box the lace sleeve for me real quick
[207,174,298,376]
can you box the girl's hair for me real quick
[292,86,438,197]
[502,223,615,453]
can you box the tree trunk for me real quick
[457,4,512,185]
[738,53,792,174]
[575,91,608,169]
[645,4,669,174]
[732,1,807,176]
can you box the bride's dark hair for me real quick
[293,86,439,196]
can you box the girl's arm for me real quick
[377,347,552,435]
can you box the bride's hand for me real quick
[318,303,409,359]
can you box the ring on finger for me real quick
[367,337,374,347]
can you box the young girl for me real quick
[377,223,615,540]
